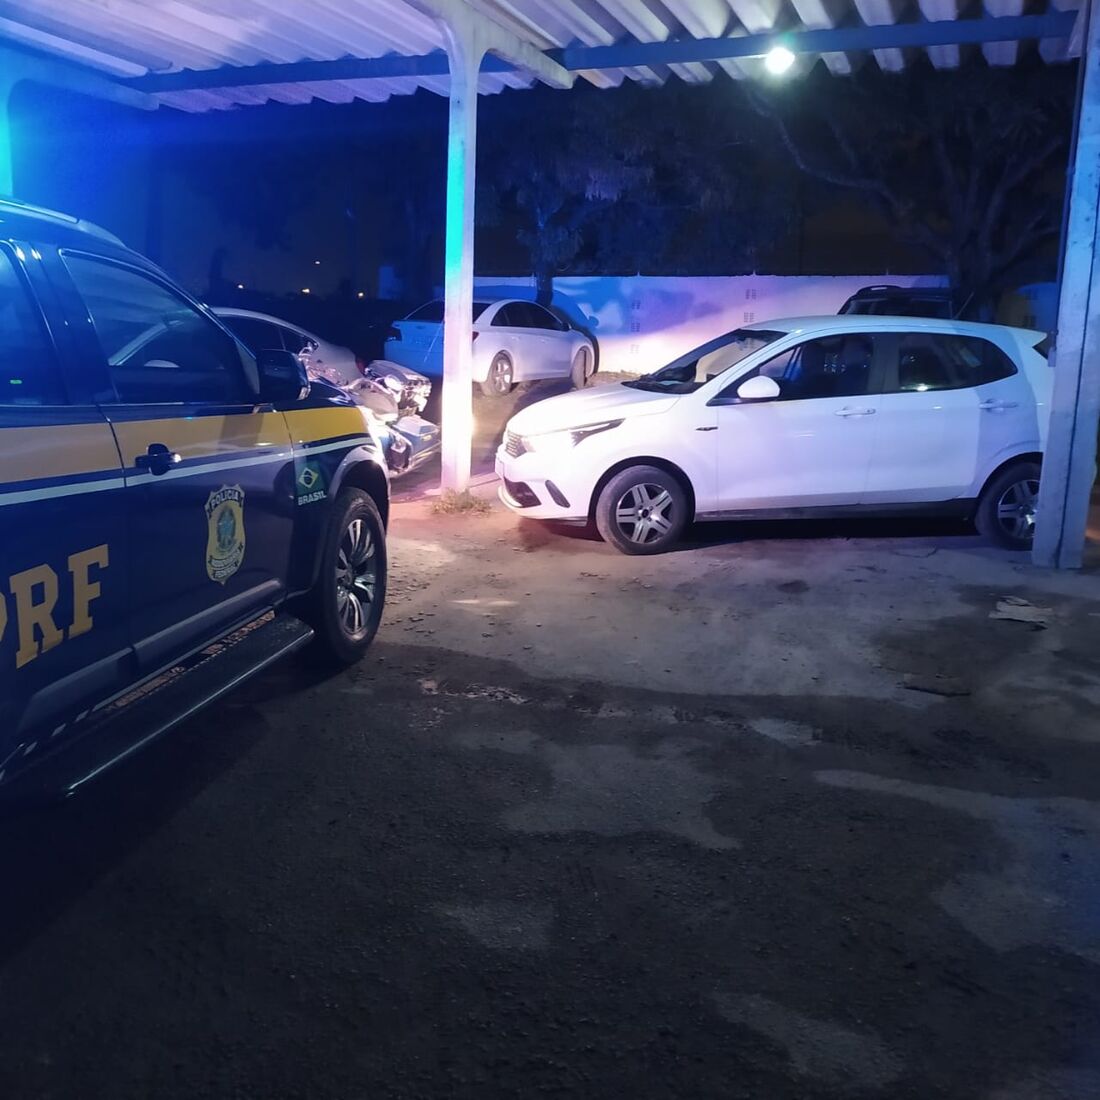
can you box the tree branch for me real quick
[929,123,962,226]
[746,87,903,220]
[992,206,1061,276]
[979,134,1063,251]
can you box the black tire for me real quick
[480,353,514,397]
[299,488,387,665]
[595,465,689,555]
[974,460,1041,550]
[570,348,589,390]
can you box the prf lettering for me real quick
[0,544,109,669]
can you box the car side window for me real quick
[492,304,517,327]
[278,327,314,355]
[515,303,539,329]
[0,246,65,406]
[224,316,282,352]
[64,254,252,406]
[890,333,1017,393]
[525,304,560,331]
[730,333,875,401]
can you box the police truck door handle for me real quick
[135,443,182,476]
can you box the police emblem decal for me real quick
[205,485,246,584]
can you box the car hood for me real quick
[507,383,680,435]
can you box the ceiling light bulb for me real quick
[765,46,795,75]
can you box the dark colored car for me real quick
[839,284,962,319]
[0,199,389,798]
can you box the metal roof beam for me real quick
[125,11,1078,94]
[555,11,1078,68]
[129,49,498,92]
[0,40,153,108]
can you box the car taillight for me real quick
[386,326,401,342]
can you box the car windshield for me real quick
[625,329,787,394]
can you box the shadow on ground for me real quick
[2,476,1100,1099]
[1,633,1099,1099]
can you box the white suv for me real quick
[496,316,1050,555]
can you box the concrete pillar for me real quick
[1033,0,1100,568]
[438,26,484,492]
[407,0,569,492]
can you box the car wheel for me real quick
[480,353,514,397]
[975,460,1041,550]
[595,466,689,555]
[570,349,589,390]
[300,488,387,665]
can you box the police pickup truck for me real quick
[0,199,389,798]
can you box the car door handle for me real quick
[696,425,718,431]
[135,443,182,476]
[834,407,876,417]
[979,400,1018,411]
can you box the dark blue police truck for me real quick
[0,199,389,798]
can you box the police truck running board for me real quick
[4,614,314,803]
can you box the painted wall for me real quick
[473,274,947,374]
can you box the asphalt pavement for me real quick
[1,494,1099,1099]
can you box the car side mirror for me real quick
[257,349,310,403]
[736,375,781,402]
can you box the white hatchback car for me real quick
[496,316,1051,554]
[384,298,596,396]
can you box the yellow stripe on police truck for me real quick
[283,407,369,446]
[0,424,122,487]
[111,412,293,467]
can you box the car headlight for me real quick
[522,420,621,454]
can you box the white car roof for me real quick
[744,315,1046,342]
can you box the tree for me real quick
[477,83,794,296]
[478,86,657,302]
[745,61,1075,312]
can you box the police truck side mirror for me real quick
[256,349,310,403]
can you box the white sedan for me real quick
[384,298,596,397]
[496,315,1050,554]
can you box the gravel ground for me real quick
[1,429,1099,1097]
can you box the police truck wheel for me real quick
[302,489,387,665]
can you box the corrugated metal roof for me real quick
[0,0,1082,112]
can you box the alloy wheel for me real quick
[490,355,513,394]
[335,516,378,639]
[614,483,675,546]
[995,477,1039,542]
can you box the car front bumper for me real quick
[495,445,591,521]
